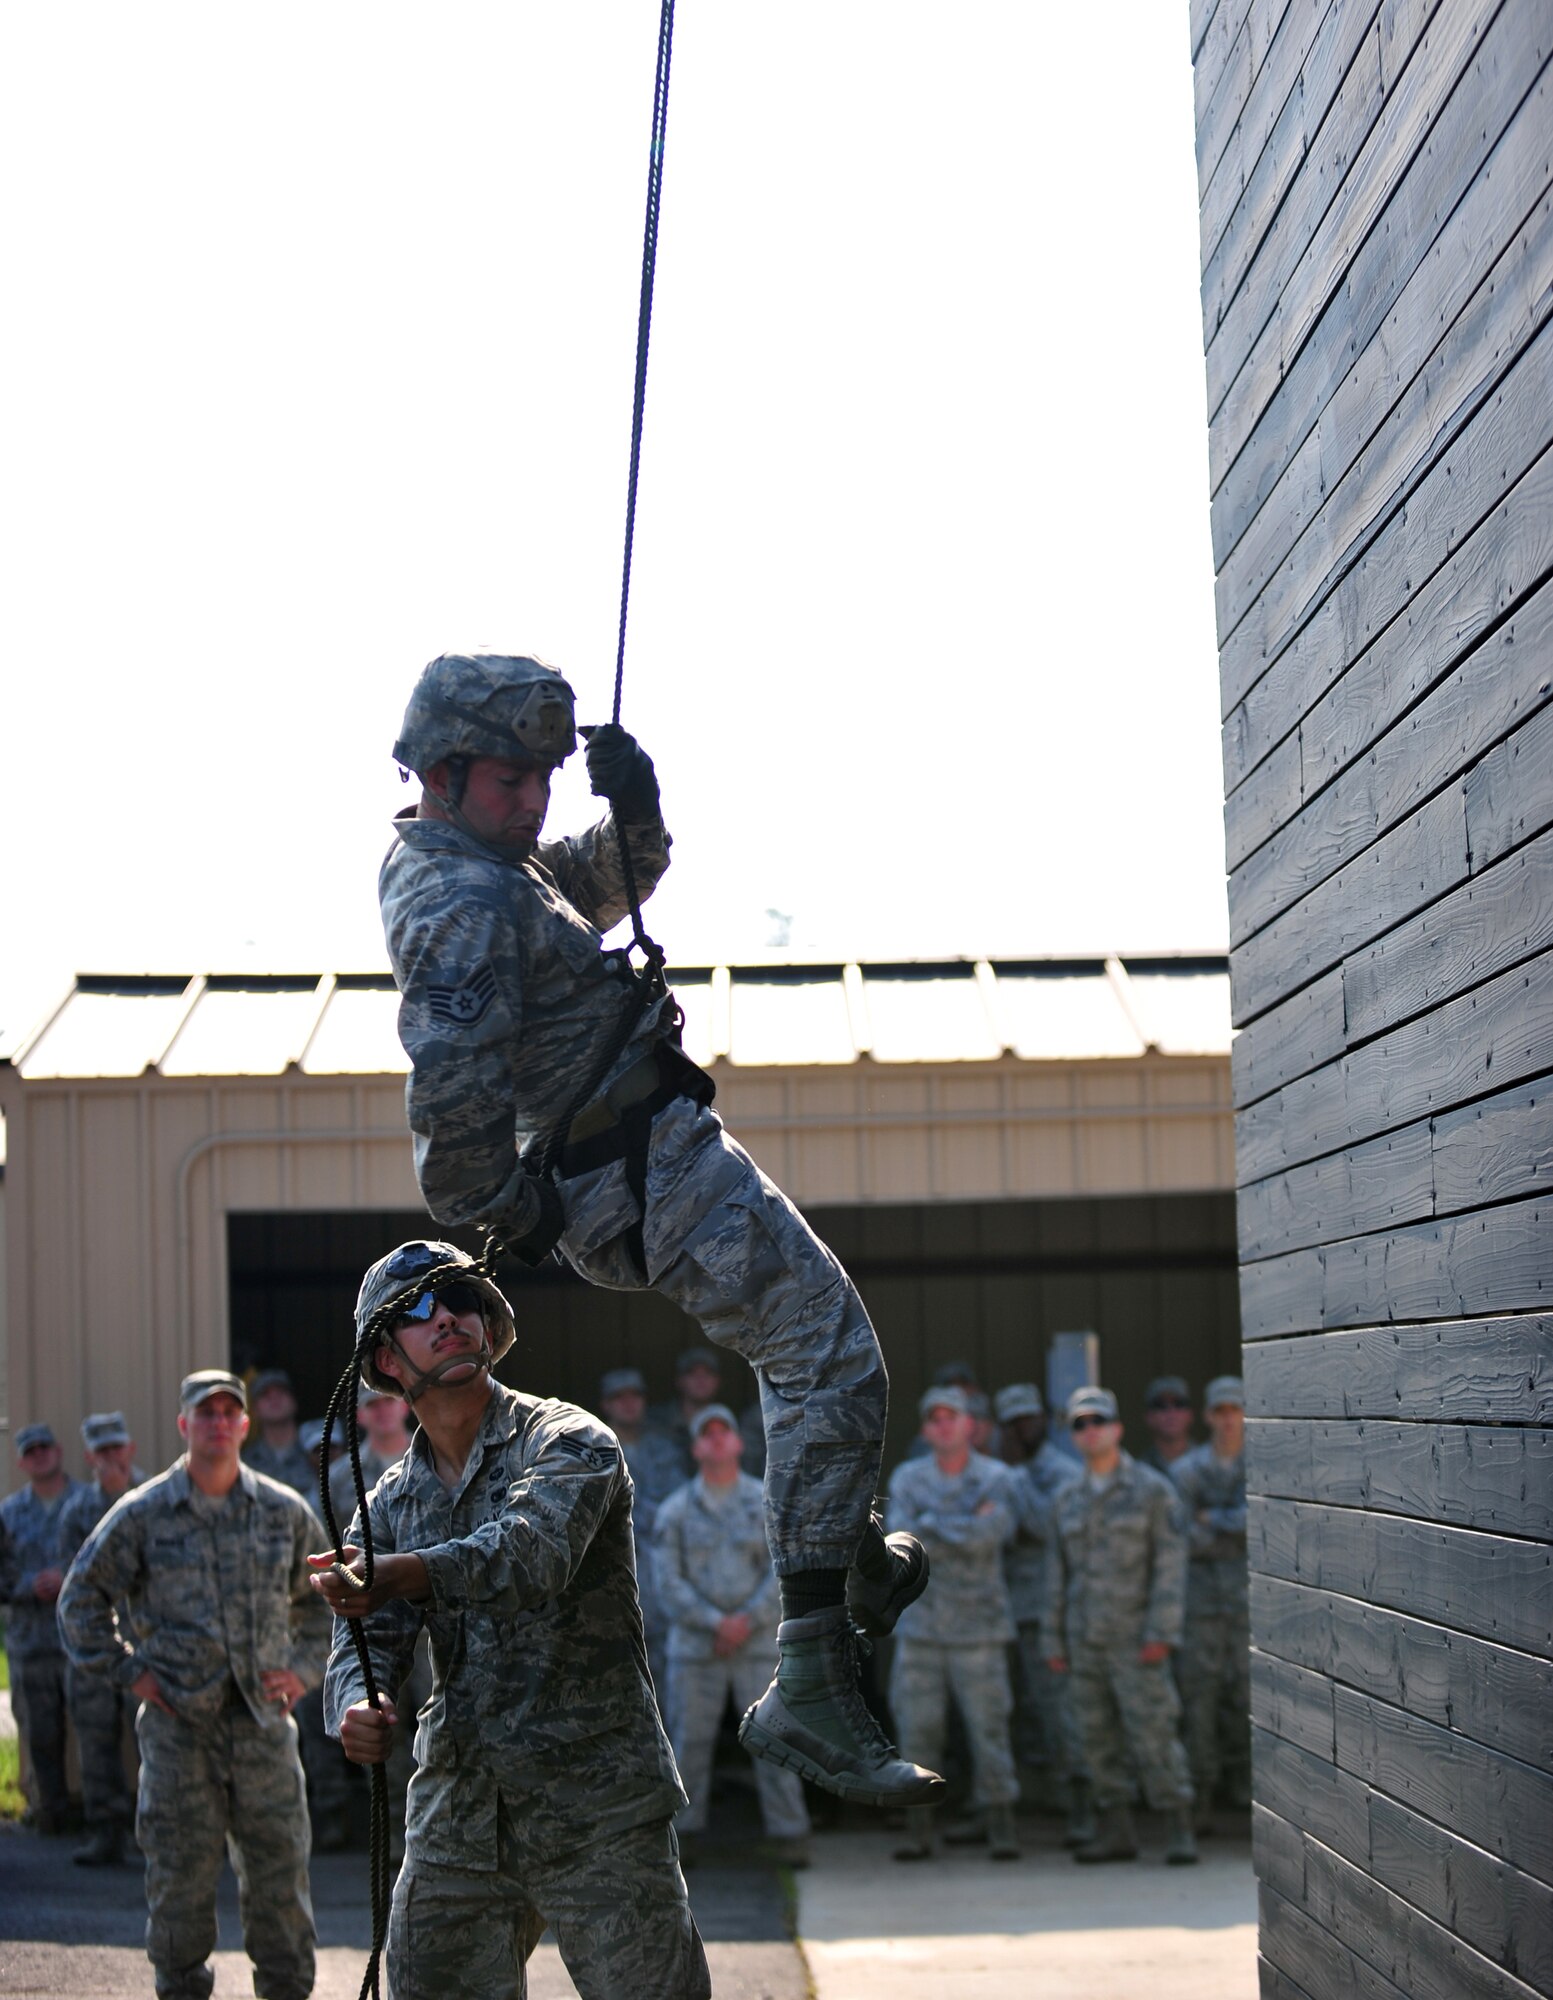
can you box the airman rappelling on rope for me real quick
[376,648,941,1806]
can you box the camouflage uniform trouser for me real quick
[1069,1644,1193,1811]
[136,1699,315,2000]
[66,1662,136,1831]
[1013,1623,1086,1784]
[8,1648,70,1819]
[384,1631,435,1848]
[888,1638,1018,1809]
[561,1094,887,1574]
[666,1651,811,1839]
[296,1687,352,1824]
[388,1802,710,2000]
[1179,1606,1251,1806]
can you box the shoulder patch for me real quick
[427,963,498,1028]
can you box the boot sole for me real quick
[849,1550,930,1638]
[739,1716,944,1809]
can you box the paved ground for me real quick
[0,1815,805,1998]
[797,1810,1258,2000]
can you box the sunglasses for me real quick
[1148,1396,1190,1412]
[396,1281,487,1325]
[1070,1414,1113,1433]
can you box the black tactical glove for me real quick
[496,1175,567,1268]
[582,723,660,823]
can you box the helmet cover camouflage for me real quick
[393,651,577,775]
[354,1239,516,1393]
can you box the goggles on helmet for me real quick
[394,1280,488,1326]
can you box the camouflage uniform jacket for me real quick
[379,805,674,1238]
[886,1451,1017,1646]
[57,1462,329,1726]
[653,1471,780,1664]
[246,1436,317,1498]
[322,1381,683,1868]
[59,1479,137,1565]
[621,1428,688,1631]
[327,1441,406,1529]
[1003,1444,1081,1628]
[1170,1443,1248,1617]
[0,1480,82,1658]
[1043,1452,1188,1657]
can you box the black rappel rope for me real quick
[320,10,680,1996]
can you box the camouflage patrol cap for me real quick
[354,1239,516,1393]
[993,1383,1044,1422]
[1144,1375,1190,1408]
[600,1367,647,1400]
[299,1419,329,1455]
[919,1385,971,1419]
[81,1411,132,1451]
[1204,1375,1245,1409]
[1065,1386,1119,1424]
[689,1402,740,1440]
[394,651,577,775]
[180,1370,248,1411]
[14,1422,57,1455]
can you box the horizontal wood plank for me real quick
[1253,1648,1337,1756]
[1254,1799,1310,1903]
[1213,66,1553,613]
[1254,1722,1368,1863]
[1208,0,1506,467]
[1335,1682,1553,1886]
[1369,1792,1553,1994]
[1247,1419,1553,1539]
[1224,540,1553,908]
[1239,1191,1552,1338]
[1250,1574,1553,1771]
[1241,1318,1553,1425]
[1432,1074,1553,1211]
[1231,966,1346,1107]
[1299,1835,1548,2000]
[1343,822,1553,1050]
[1260,1883,1410,1999]
[1259,1956,1319,2000]
[1467,668,1553,866]
[1248,1496,1553,1652]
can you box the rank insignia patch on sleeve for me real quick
[427,963,499,1028]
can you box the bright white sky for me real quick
[1,3,1227,1051]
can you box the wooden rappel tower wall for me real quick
[1189,2,1553,1996]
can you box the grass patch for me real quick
[0,1736,25,1822]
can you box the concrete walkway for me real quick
[796,1819,1258,2000]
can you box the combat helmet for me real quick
[393,651,577,776]
[355,1239,517,1398]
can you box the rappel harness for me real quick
[320,8,681,1996]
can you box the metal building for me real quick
[1,954,1235,1482]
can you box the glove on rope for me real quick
[497,1174,567,1267]
[583,722,660,822]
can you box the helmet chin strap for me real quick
[381,1330,494,1404]
[423,788,538,865]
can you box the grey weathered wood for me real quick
[1234,949,1553,1181]
[1230,780,1467,1026]
[1432,1074,1553,1211]
[1200,0,1338,279]
[1260,1883,1411,1998]
[1468,671,1553,867]
[1253,1648,1337,1756]
[1203,0,1433,426]
[1200,0,1369,286]
[1214,68,1553,611]
[1232,965,1345,1107]
[1208,0,1506,462]
[1232,560,1553,916]
[1254,1799,1309,1903]
[1241,1318,1553,1426]
[1236,1113,1435,1260]
[1343,822,1553,1048]
[1369,1791,1553,1994]
[1195,0,1258,112]
[1240,1070,1553,1260]
[1298,1835,1549,2000]
[1254,1722,1368,1864]
[1259,1957,1319,2000]
[1240,1190,1551,1338]
[1250,1573,1553,1771]
[1335,1682,1553,1887]
[1247,1419,1553,1539]
[1249,1497,1553,1654]
[1199,4,1295,203]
